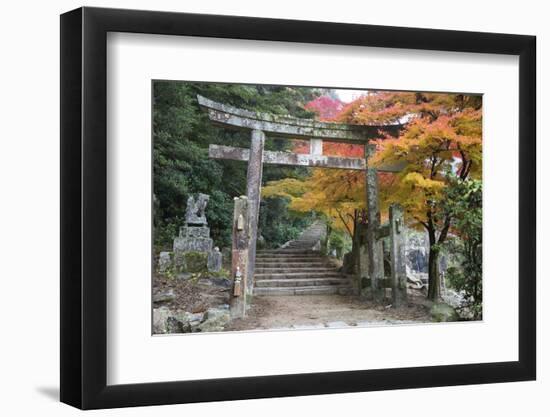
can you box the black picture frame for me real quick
[60,6,536,410]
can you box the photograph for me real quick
[151,81,483,334]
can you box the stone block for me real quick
[174,251,208,273]
[207,247,222,272]
[152,289,175,304]
[158,251,172,273]
[173,236,213,253]
[179,226,210,239]
[152,307,171,334]
[197,308,231,332]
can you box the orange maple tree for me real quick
[263,91,482,300]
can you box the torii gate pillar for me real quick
[365,144,385,302]
[245,129,265,300]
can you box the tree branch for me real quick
[438,214,452,244]
[335,208,353,238]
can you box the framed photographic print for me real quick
[60,6,536,410]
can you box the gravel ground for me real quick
[225,293,433,331]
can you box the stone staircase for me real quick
[253,222,356,296]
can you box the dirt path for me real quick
[226,294,432,331]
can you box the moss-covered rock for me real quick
[174,251,208,273]
[197,308,230,332]
[430,303,459,322]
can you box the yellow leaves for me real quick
[452,108,482,138]
[402,172,445,191]
[266,91,483,233]
[263,168,367,233]
[261,178,307,199]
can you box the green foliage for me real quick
[442,178,482,318]
[258,197,313,248]
[153,81,321,250]
[180,251,208,273]
[328,229,351,259]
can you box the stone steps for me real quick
[255,272,343,279]
[253,285,356,296]
[256,256,325,263]
[255,278,352,287]
[253,222,355,296]
[255,262,328,268]
[255,267,336,274]
[256,251,323,259]
[256,248,319,256]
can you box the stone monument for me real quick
[172,193,222,272]
[173,193,213,253]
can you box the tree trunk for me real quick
[427,246,441,301]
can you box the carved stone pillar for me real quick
[230,196,249,318]
[245,129,265,299]
[356,222,370,296]
[389,204,407,307]
[365,144,385,301]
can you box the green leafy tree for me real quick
[443,178,482,318]
[153,81,320,250]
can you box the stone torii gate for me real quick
[197,95,408,317]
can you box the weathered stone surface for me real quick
[185,193,209,225]
[171,195,218,266]
[153,308,208,334]
[365,158,385,301]
[230,196,249,318]
[356,223,369,292]
[197,95,403,142]
[152,307,171,334]
[209,144,404,172]
[153,289,175,304]
[187,312,205,331]
[197,308,231,332]
[310,138,323,155]
[430,303,459,322]
[406,229,429,273]
[158,251,172,273]
[197,277,232,290]
[245,130,265,296]
[389,204,407,307]
[173,236,213,253]
[179,226,210,238]
[209,144,366,171]
[207,247,222,272]
[166,316,191,333]
[183,252,208,273]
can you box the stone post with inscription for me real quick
[231,196,249,318]
[389,204,407,307]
